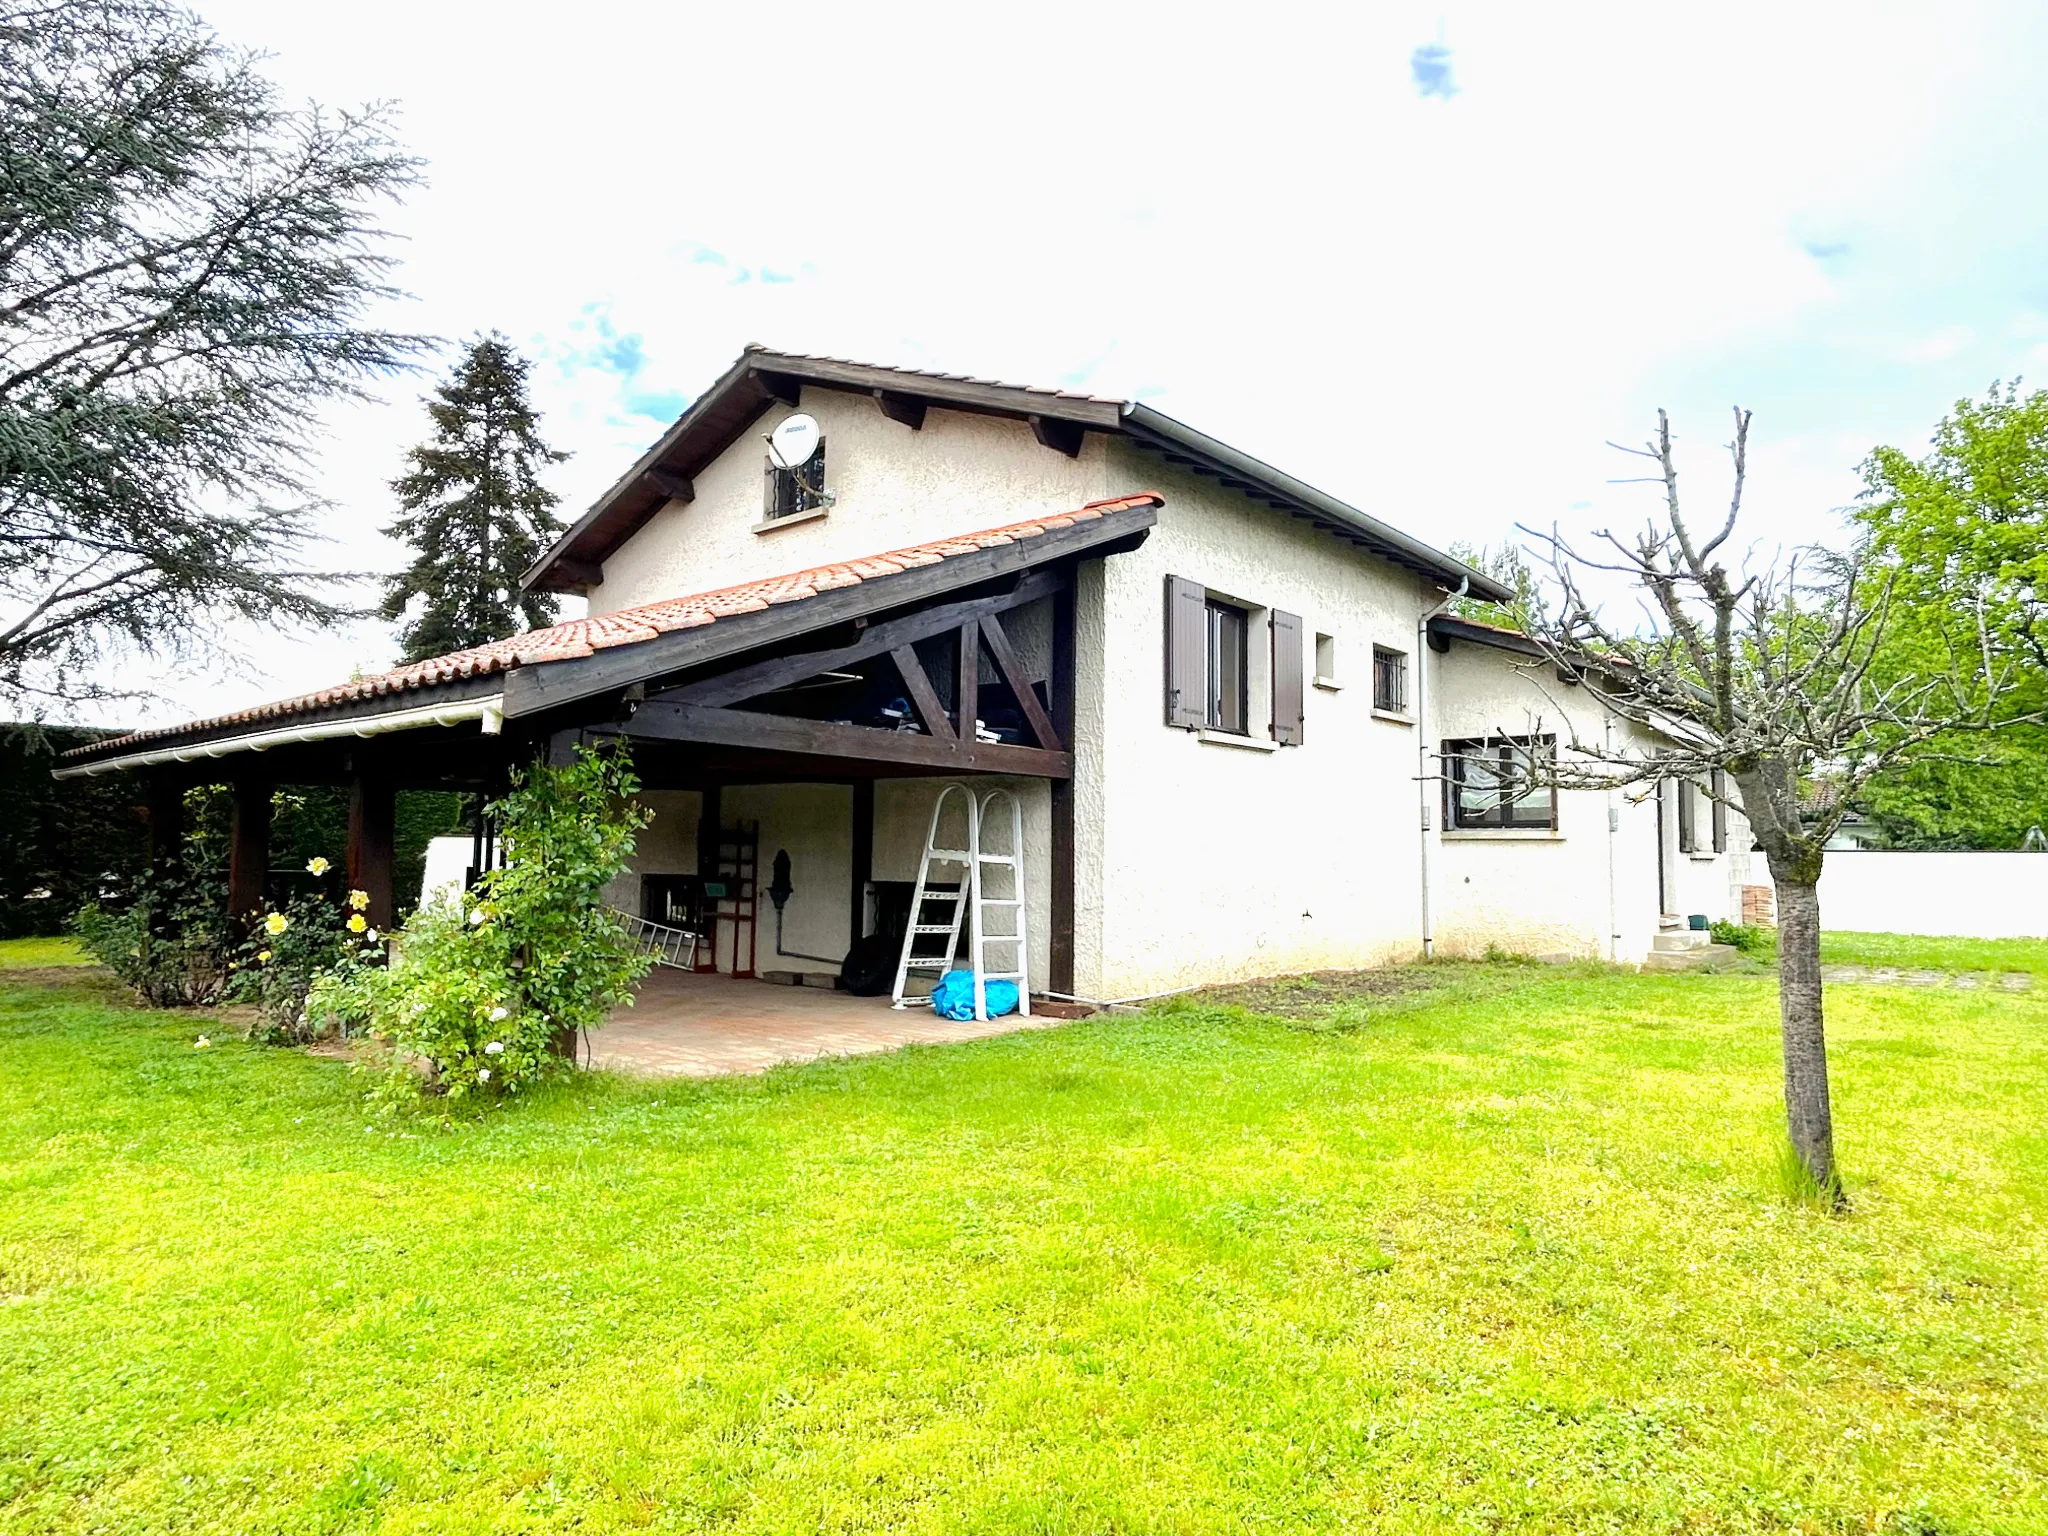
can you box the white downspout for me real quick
[1604,710,1619,961]
[1417,579,1467,959]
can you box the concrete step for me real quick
[1642,943,1743,973]
[1652,930,1712,952]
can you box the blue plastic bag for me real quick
[929,968,1019,1020]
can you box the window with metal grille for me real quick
[763,437,828,519]
[1372,646,1408,713]
[1441,735,1557,830]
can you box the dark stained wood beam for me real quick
[979,613,1061,751]
[891,644,954,740]
[1048,581,1077,996]
[620,702,1072,778]
[227,777,271,925]
[661,570,1063,711]
[549,556,605,591]
[504,504,1155,718]
[346,771,396,929]
[956,621,979,739]
[1029,414,1085,459]
[850,779,874,940]
[756,370,802,407]
[873,389,927,429]
[644,469,695,503]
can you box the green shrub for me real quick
[238,859,386,1043]
[315,746,650,1104]
[72,857,236,1007]
[1709,920,1767,952]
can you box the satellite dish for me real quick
[767,413,821,470]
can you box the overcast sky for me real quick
[90,0,2048,728]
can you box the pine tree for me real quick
[382,335,568,661]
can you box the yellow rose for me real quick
[346,914,367,933]
[263,912,289,935]
[347,889,371,910]
[257,950,272,963]
[305,857,331,876]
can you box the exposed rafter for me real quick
[873,389,927,430]
[1029,414,1085,459]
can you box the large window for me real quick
[1372,646,1408,713]
[1205,598,1248,733]
[1442,734,1557,830]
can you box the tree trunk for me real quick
[1772,876,1842,1201]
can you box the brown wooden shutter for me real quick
[1164,576,1207,728]
[1676,779,1696,853]
[1711,768,1728,853]
[1270,609,1304,745]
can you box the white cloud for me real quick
[60,0,2048,728]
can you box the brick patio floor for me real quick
[588,968,1064,1078]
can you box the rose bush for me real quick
[314,746,650,1105]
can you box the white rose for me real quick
[485,1040,504,1055]
[477,1068,491,1083]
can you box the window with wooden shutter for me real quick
[1163,575,1207,728]
[1676,778,1697,853]
[1711,768,1728,853]
[1270,609,1304,744]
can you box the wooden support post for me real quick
[146,773,184,881]
[1049,581,1077,997]
[347,771,396,930]
[694,784,722,971]
[850,779,874,942]
[227,778,272,926]
[956,621,980,740]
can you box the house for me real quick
[56,347,1753,1000]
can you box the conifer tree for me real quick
[382,336,568,661]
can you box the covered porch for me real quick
[54,495,1159,1044]
[592,968,1066,1077]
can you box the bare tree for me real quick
[1516,408,2012,1204]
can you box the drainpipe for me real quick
[1417,579,1468,959]
[1604,711,1620,961]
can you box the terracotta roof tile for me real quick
[69,493,1163,760]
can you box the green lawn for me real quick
[1820,930,2048,978]
[0,937,88,970]
[2,962,2044,1533]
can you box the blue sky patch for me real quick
[1411,40,1457,100]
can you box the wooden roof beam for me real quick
[1029,415,1085,459]
[644,469,694,503]
[873,389,927,429]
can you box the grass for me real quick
[2,962,2045,1533]
[0,937,88,970]
[1819,930,2048,978]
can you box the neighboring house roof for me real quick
[60,494,1162,772]
[1426,612,1546,659]
[525,346,1513,604]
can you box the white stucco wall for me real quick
[1817,852,2048,938]
[590,392,1120,614]
[1079,443,1434,997]
[1427,641,1750,962]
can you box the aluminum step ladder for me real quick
[891,783,974,1008]
[891,782,1032,1020]
[968,787,1031,1021]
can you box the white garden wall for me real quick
[1816,852,2048,938]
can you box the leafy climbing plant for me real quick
[315,746,650,1104]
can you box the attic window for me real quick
[764,438,827,520]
